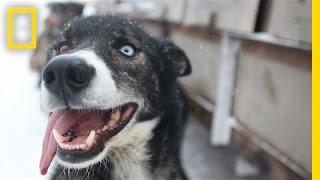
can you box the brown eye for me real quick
[59,44,69,54]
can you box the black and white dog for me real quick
[39,15,191,180]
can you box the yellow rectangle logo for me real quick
[7,7,37,49]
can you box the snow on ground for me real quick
[0,50,47,179]
[0,1,48,178]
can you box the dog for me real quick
[39,15,191,180]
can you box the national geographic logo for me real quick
[7,7,37,49]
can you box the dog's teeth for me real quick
[108,119,117,127]
[102,125,109,131]
[52,129,66,144]
[80,144,86,149]
[86,130,96,147]
[63,144,68,150]
[97,129,102,133]
[111,110,121,121]
[60,144,66,149]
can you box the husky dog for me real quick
[40,15,191,180]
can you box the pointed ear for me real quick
[159,40,191,76]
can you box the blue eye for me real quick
[119,45,134,56]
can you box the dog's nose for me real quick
[42,56,95,94]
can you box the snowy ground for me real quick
[0,1,48,179]
[0,49,47,179]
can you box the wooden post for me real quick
[211,33,240,145]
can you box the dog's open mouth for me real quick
[40,102,138,175]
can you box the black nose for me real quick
[42,56,95,95]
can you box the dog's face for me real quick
[39,15,191,175]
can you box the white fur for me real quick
[40,82,65,111]
[41,50,143,112]
[108,118,159,180]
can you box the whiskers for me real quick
[55,153,111,180]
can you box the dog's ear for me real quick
[159,40,191,76]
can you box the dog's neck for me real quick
[107,118,159,180]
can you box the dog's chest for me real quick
[110,145,150,180]
[108,119,158,180]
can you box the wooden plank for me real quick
[184,0,260,32]
[188,95,310,179]
[234,44,311,172]
[211,33,240,145]
[231,124,310,179]
[264,0,311,43]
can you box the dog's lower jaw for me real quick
[56,146,110,170]
[51,118,159,180]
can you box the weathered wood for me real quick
[184,0,260,32]
[263,0,311,43]
[235,43,311,172]
[211,34,240,145]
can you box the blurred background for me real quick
[0,0,311,179]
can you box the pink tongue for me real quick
[39,110,88,175]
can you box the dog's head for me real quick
[39,15,191,175]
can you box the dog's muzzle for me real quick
[43,56,95,96]
[39,51,141,175]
